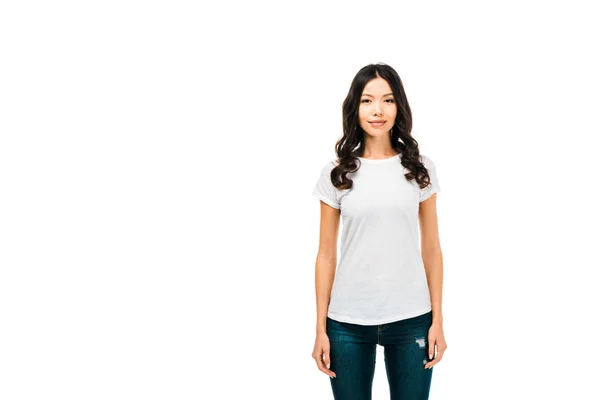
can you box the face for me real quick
[358,77,397,137]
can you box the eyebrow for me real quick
[361,93,394,97]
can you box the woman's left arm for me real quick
[418,193,447,369]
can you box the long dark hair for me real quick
[330,63,433,191]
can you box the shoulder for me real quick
[419,153,432,163]
[419,154,436,169]
[319,159,339,175]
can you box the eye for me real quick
[361,99,394,103]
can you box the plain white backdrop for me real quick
[1,1,599,399]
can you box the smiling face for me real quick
[358,77,397,137]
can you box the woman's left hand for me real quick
[424,321,447,369]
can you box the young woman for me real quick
[311,63,447,400]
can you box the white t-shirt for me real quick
[312,153,441,325]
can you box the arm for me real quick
[315,201,341,335]
[418,193,444,325]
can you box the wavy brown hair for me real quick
[330,63,434,191]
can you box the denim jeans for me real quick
[326,310,434,400]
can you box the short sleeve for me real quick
[419,155,441,202]
[312,162,341,209]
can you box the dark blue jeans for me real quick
[326,310,434,400]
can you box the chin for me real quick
[362,124,391,136]
[365,129,389,137]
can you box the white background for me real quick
[1,1,599,399]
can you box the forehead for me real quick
[362,78,393,95]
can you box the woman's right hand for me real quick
[312,333,337,378]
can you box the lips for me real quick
[369,121,386,127]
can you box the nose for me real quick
[373,102,383,115]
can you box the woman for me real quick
[311,63,447,400]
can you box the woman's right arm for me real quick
[315,200,341,335]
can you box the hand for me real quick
[312,333,337,378]
[424,321,447,369]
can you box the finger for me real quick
[322,353,337,378]
[314,355,328,373]
[316,353,336,378]
[428,341,435,361]
[424,353,443,369]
